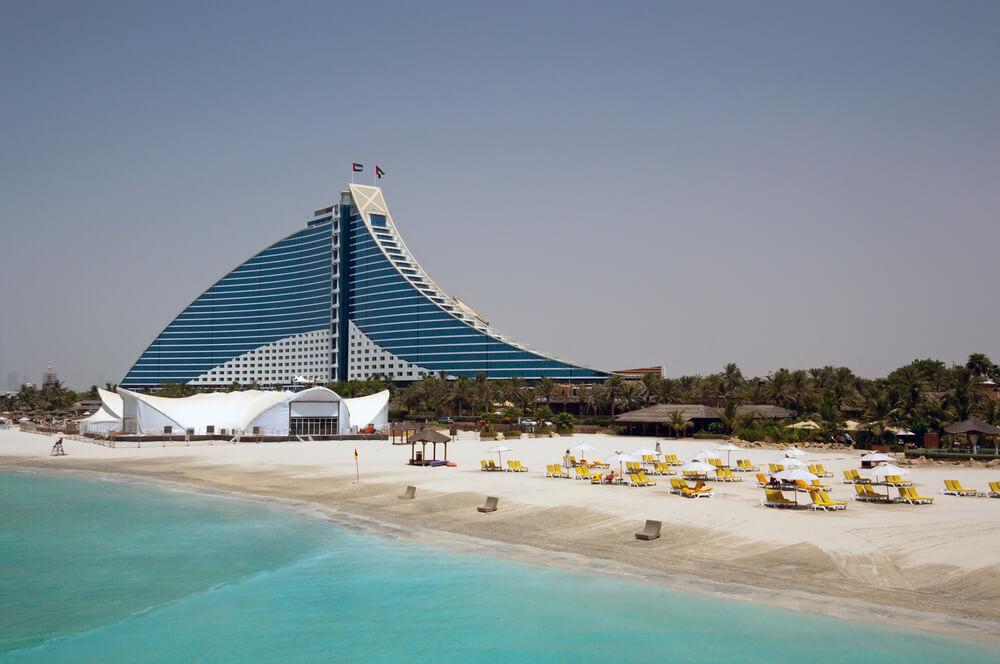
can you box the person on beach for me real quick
[563,450,572,470]
[655,441,662,458]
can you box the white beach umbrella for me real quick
[773,467,819,483]
[716,442,742,466]
[570,443,596,458]
[781,457,809,468]
[772,467,819,504]
[859,452,895,464]
[868,463,910,499]
[605,452,638,478]
[785,420,820,430]
[679,460,716,476]
[486,444,513,467]
[630,447,658,460]
[693,449,720,463]
[783,447,808,458]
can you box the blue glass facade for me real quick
[121,220,333,387]
[121,184,607,387]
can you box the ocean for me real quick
[0,470,995,663]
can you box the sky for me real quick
[1,1,999,390]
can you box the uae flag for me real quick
[352,163,364,172]
[375,165,385,179]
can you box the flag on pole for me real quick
[352,163,364,172]
[375,165,384,179]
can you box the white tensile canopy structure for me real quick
[84,386,389,437]
[78,388,124,434]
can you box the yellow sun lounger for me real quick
[899,486,933,504]
[575,467,592,480]
[762,489,797,508]
[989,481,1000,498]
[943,480,977,496]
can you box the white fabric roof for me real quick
[78,405,120,426]
[118,387,330,432]
[97,388,123,419]
[342,390,390,428]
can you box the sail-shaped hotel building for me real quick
[121,184,609,388]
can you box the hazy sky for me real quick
[2,1,999,390]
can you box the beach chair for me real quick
[943,480,977,496]
[762,489,796,508]
[667,454,682,466]
[591,459,609,469]
[842,470,856,484]
[885,474,910,487]
[818,491,847,510]
[626,473,642,487]
[814,464,832,478]
[477,496,499,513]
[809,491,830,511]
[545,464,559,478]
[481,460,489,471]
[756,473,770,488]
[575,467,592,481]
[681,481,713,498]
[488,460,501,472]
[809,480,830,492]
[398,485,416,500]
[794,479,818,493]
[736,459,758,472]
[635,519,662,541]
[637,471,656,486]
[724,468,741,482]
[515,460,528,472]
[989,481,1000,498]
[569,455,578,466]
[507,460,517,472]
[899,486,933,505]
[591,471,605,485]
[851,469,870,484]
[854,484,887,502]
[808,464,820,476]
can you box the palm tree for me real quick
[581,385,607,418]
[720,362,744,400]
[535,377,556,408]
[448,376,473,417]
[604,375,625,419]
[619,382,647,413]
[667,410,692,439]
[640,372,663,403]
[862,386,901,445]
[472,374,494,415]
[966,353,994,380]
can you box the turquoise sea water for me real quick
[0,471,995,663]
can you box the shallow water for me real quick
[0,470,996,663]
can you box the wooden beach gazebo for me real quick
[407,429,451,466]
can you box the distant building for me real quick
[121,184,609,388]
[42,362,58,390]
[613,366,664,379]
[614,403,793,436]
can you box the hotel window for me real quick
[370,214,387,228]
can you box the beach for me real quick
[3,428,1000,640]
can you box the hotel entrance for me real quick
[289,416,339,436]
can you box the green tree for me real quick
[667,410,692,438]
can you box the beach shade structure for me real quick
[693,449,720,463]
[783,447,808,458]
[868,463,911,500]
[630,447,658,460]
[859,452,895,469]
[407,429,452,466]
[570,443,597,460]
[944,419,1000,454]
[785,420,821,430]
[678,461,716,478]
[773,467,819,504]
[605,452,638,478]
[486,444,513,469]
[781,457,809,469]
[716,442,742,467]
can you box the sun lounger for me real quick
[884,474,910,487]
[842,470,856,484]
[477,496,499,513]
[591,471,605,485]
[398,485,416,500]
[898,486,933,505]
[569,456,578,466]
[637,471,656,486]
[814,464,832,478]
[546,464,565,478]
[681,482,713,498]
[735,459,758,472]
[635,519,662,540]
[943,480,977,496]
[481,460,489,471]
[575,467,592,480]
[818,491,847,509]
[762,489,797,508]
[724,468,741,482]
[487,460,501,472]
[989,481,1000,498]
[853,483,889,502]
[591,459,609,469]
[513,460,528,472]
[666,454,682,466]
[756,473,770,488]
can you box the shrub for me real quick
[506,430,523,439]
[534,426,551,436]
[480,431,498,439]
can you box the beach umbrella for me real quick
[570,443,596,459]
[772,467,819,504]
[785,420,820,430]
[868,463,911,499]
[781,457,809,469]
[716,442,742,467]
[630,447,658,462]
[605,452,638,478]
[678,460,715,478]
[859,452,894,465]
[783,447,808,458]
[693,449,721,464]
[486,444,513,468]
